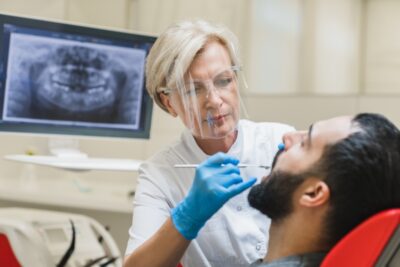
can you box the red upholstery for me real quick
[0,233,22,267]
[321,208,400,267]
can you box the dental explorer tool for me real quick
[174,164,270,169]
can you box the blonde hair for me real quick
[145,20,241,113]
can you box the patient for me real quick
[248,113,400,266]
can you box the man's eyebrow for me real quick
[307,123,314,147]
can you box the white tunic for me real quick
[126,120,295,267]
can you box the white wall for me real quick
[364,0,400,94]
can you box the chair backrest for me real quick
[0,233,22,267]
[321,208,400,267]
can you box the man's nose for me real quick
[282,130,307,150]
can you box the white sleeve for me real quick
[125,164,172,256]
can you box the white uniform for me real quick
[126,120,295,267]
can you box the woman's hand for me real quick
[171,152,257,239]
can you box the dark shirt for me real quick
[250,252,327,267]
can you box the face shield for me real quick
[165,65,248,140]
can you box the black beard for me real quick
[248,170,306,221]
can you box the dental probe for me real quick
[174,164,270,169]
[174,144,283,169]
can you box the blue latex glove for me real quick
[171,152,257,240]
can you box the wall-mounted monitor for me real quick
[0,13,155,139]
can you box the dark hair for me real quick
[320,113,400,247]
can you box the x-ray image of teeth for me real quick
[4,32,146,129]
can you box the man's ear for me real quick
[299,179,330,207]
[159,92,178,117]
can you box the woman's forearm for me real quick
[123,218,190,267]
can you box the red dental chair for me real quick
[0,234,21,267]
[321,208,400,267]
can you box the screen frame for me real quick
[0,13,155,139]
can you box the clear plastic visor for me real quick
[165,66,248,140]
